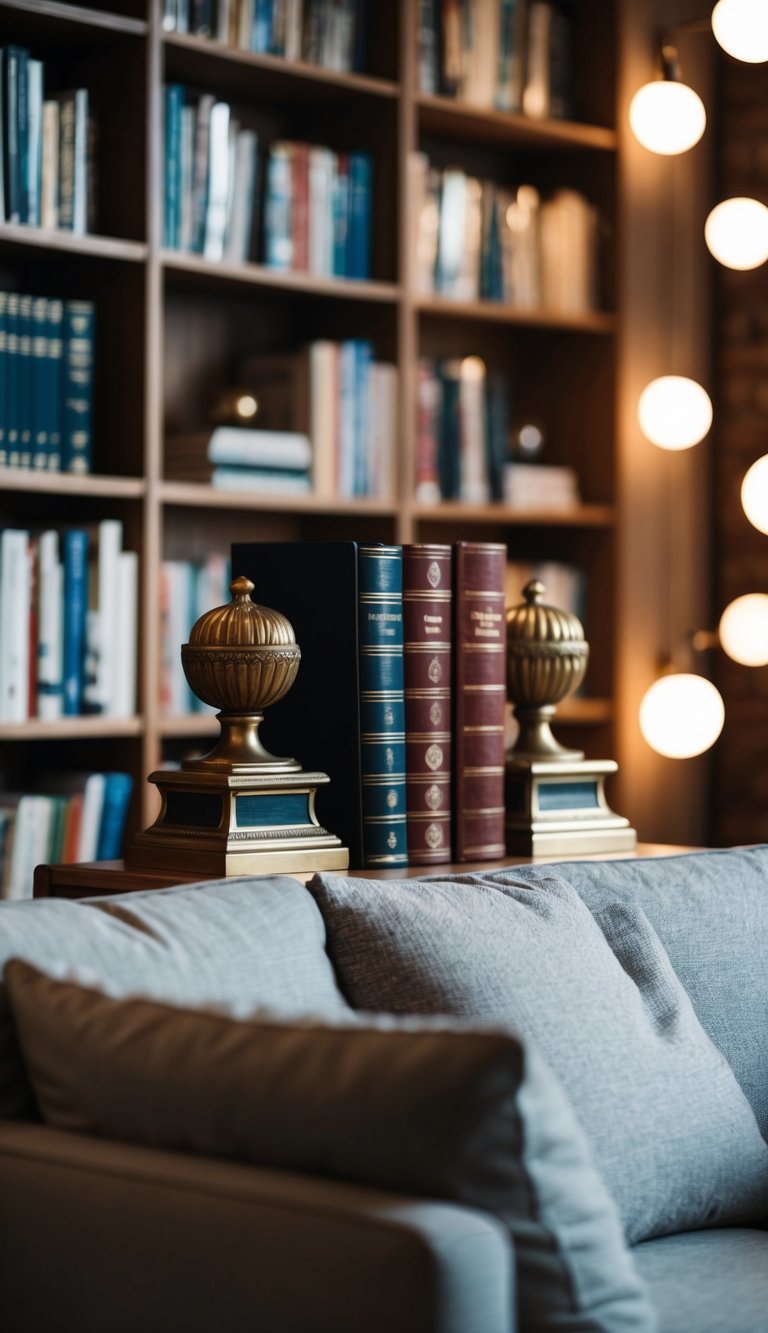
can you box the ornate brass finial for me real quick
[506,579,589,761]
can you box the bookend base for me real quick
[504,755,637,858]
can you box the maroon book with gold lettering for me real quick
[452,541,507,862]
[403,544,452,864]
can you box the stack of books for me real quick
[0,522,138,723]
[162,0,370,72]
[0,771,133,900]
[415,356,510,504]
[265,142,372,280]
[160,552,231,716]
[411,156,598,313]
[0,46,94,232]
[233,539,511,869]
[166,425,313,493]
[418,0,572,120]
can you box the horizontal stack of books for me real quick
[265,141,372,280]
[0,771,133,900]
[412,156,598,312]
[1,46,94,232]
[0,522,138,723]
[162,0,369,72]
[160,553,231,715]
[418,0,572,120]
[167,425,313,493]
[0,291,94,474]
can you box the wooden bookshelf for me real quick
[0,0,713,849]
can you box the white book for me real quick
[437,169,467,297]
[459,358,489,502]
[337,341,357,497]
[37,530,64,720]
[224,129,258,263]
[308,146,334,276]
[204,101,231,261]
[96,518,123,715]
[284,0,303,60]
[310,340,338,497]
[501,185,541,308]
[208,427,312,468]
[6,795,53,899]
[72,87,89,235]
[113,550,138,718]
[238,0,254,50]
[0,529,30,722]
[462,0,499,108]
[41,101,59,229]
[409,152,440,294]
[504,462,580,510]
[265,143,294,270]
[458,175,483,302]
[211,468,312,493]
[76,773,106,862]
[27,60,43,227]
[523,0,552,118]
[216,0,232,43]
[161,561,196,714]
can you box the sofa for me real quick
[1,845,768,1333]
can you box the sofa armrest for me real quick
[0,1121,514,1333]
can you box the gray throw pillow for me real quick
[307,871,768,1245]
[4,959,656,1333]
[0,875,349,1118]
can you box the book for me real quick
[452,541,507,861]
[96,772,133,860]
[40,99,59,229]
[357,543,408,866]
[62,299,94,474]
[203,100,230,261]
[164,84,184,249]
[76,772,106,861]
[503,461,580,509]
[403,544,452,864]
[57,88,89,234]
[36,528,64,720]
[2,48,22,225]
[232,539,366,865]
[5,794,52,899]
[114,550,139,718]
[0,529,30,722]
[62,529,88,716]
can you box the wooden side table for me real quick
[33,845,695,901]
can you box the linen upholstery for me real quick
[632,1229,768,1333]
[308,870,768,1244]
[0,876,348,1118]
[4,961,655,1333]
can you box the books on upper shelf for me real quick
[411,154,598,314]
[163,0,369,74]
[0,290,95,475]
[0,523,138,723]
[418,0,572,121]
[0,47,95,233]
[160,553,231,716]
[415,356,509,504]
[265,141,372,280]
[0,770,133,899]
[166,426,313,493]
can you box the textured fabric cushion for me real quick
[494,846,768,1139]
[5,960,656,1333]
[632,1229,768,1333]
[0,876,349,1118]
[308,871,768,1244]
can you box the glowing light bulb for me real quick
[705,198,768,270]
[628,81,706,155]
[639,673,724,758]
[741,455,768,534]
[712,0,768,63]
[637,377,713,450]
[719,594,768,666]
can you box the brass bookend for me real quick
[126,576,349,876]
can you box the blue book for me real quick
[164,85,184,250]
[357,543,408,866]
[264,143,293,270]
[346,151,372,279]
[353,338,373,495]
[62,299,94,474]
[62,529,88,715]
[437,360,461,500]
[331,154,350,276]
[254,0,272,53]
[46,298,63,471]
[5,290,19,467]
[96,771,133,860]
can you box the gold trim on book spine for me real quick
[463,766,505,776]
[460,844,507,856]
[460,807,506,817]
[463,725,505,733]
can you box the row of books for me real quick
[161,553,231,716]
[412,156,598,312]
[1,46,94,232]
[265,142,372,280]
[162,0,369,72]
[0,772,133,900]
[0,291,94,474]
[418,0,572,120]
[0,523,138,723]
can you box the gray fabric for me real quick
[632,1228,768,1333]
[5,961,655,1333]
[461,846,768,1139]
[0,1120,514,1333]
[0,876,349,1117]
[308,871,768,1244]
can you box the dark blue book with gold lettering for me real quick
[357,543,408,866]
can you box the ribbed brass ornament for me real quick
[506,579,589,761]
[126,575,348,876]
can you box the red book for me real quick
[403,543,452,864]
[452,541,507,862]
[291,142,309,271]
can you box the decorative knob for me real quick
[506,580,589,760]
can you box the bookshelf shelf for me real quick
[160,715,219,739]
[416,296,616,334]
[160,481,398,515]
[0,224,148,263]
[413,503,616,528]
[0,1,147,38]
[416,95,618,153]
[0,470,146,498]
[161,253,401,304]
[0,717,144,741]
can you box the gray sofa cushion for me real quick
[632,1229,768,1333]
[5,960,656,1333]
[0,876,349,1118]
[308,871,768,1244]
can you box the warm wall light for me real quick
[628,79,706,155]
[741,455,768,534]
[718,594,768,665]
[712,0,768,63]
[639,672,725,758]
[637,376,713,449]
[705,197,768,269]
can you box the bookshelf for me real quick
[0,0,712,850]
